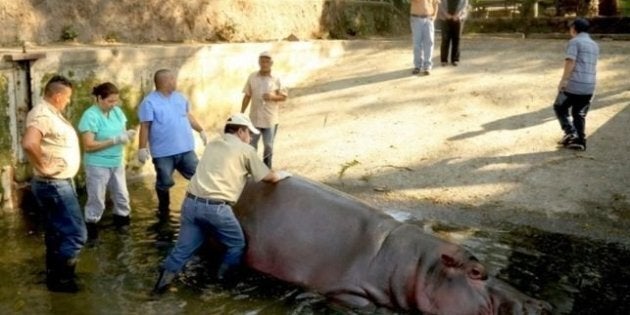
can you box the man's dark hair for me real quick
[154,69,171,87]
[224,124,248,134]
[571,18,590,33]
[44,75,73,97]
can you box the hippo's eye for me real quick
[467,265,488,280]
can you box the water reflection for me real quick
[0,181,628,314]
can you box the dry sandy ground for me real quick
[271,36,630,244]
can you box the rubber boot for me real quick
[216,263,240,288]
[152,268,176,294]
[86,222,99,241]
[47,257,79,293]
[156,189,170,218]
[113,215,131,232]
[216,263,230,281]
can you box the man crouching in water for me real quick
[153,113,291,293]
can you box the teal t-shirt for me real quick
[78,105,128,167]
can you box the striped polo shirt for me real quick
[565,32,599,95]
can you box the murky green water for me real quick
[1,180,628,314]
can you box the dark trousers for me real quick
[440,19,463,63]
[553,91,592,141]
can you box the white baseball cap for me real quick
[259,51,272,59]
[226,113,260,134]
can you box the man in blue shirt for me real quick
[554,18,599,151]
[138,69,208,217]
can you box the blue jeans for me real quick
[152,150,198,210]
[162,196,245,273]
[250,124,278,168]
[31,178,87,261]
[410,16,435,70]
[553,91,592,141]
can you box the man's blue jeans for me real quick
[250,124,278,168]
[410,16,435,71]
[31,178,87,262]
[152,150,198,211]
[162,196,245,273]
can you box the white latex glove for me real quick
[126,129,137,140]
[112,129,137,145]
[199,130,208,145]
[276,170,293,181]
[112,133,129,144]
[137,148,150,164]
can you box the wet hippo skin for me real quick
[233,176,551,315]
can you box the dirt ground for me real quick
[272,36,630,245]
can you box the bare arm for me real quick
[81,132,117,152]
[188,113,204,133]
[558,58,576,91]
[432,0,439,20]
[241,94,251,113]
[22,127,56,176]
[262,89,288,102]
[139,121,150,149]
[261,170,291,183]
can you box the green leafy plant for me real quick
[61,25,78,41]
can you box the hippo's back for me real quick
[233,176,399,288]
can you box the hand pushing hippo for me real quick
[233,176,551,315]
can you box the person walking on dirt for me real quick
[137,69,208,217]
[22,75,86,292]
[553,18,599,151]
[438,0,468,66]
[241,51,288,168]
[152,113,291,293]
[410,0,440,75]
[78,82,136,241]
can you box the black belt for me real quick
[32,176,72,184]
[411,14,430,18]
[186,192,227,205]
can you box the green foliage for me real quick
[61,25,79,41]
[0,75,11,166]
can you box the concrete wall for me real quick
[0,39,366,210]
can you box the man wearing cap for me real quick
[553,18,599,151]
[241,51,288,168]
[153,113,291,293]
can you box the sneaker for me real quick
[441,62,448,66]
[557,133,577,146]
[412,68,420,75]
[422,70,430,75]
[452,61,459,66]
[566,138,586,151]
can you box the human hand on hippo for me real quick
[233,175,552,315]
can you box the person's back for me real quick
[565,33,599,95]
[187,132,269,204]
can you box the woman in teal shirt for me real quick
[78,82,135,241]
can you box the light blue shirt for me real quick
[565,32,599,95]
[78,105,127,167]
[137,91,195,158]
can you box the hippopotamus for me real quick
[233,176,551,315]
